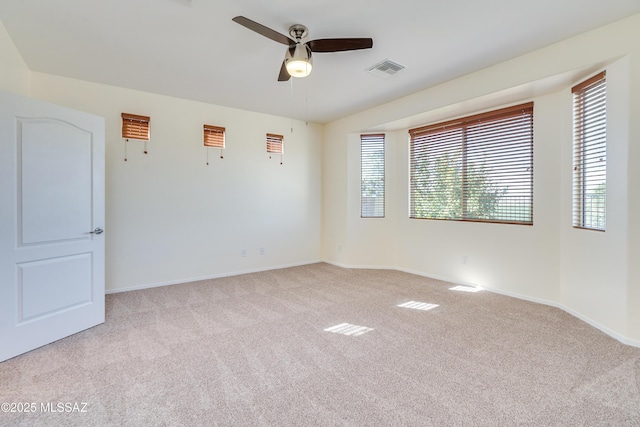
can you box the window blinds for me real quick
[121,113,150,141]
[572,71,606,231]
[409,102,533,224]
[204,125,225,148]
[361,134,385,218]
[266,133,283,154]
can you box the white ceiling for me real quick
[1,0,639,123]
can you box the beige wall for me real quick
[323,14,640,345]
[30,73,323,292]
[0,20,29,95]
[626,46,640,342]
[2,17,323,293]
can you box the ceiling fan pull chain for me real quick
[290,77,294,133]
[303,78,309,123]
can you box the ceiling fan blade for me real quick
[278,60,291,81]
[307,38,373,53]
[232,16,294,46]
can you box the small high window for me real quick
[121,113,150,141]
[266,133,283,154]
[204,124,225,164]
[203,125,225,149]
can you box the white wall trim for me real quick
[107,257,640,349]
[486,286,640,348]
[105,259,323,294]
[323,260,396,271]
[558,305,640,348]
[394,266,482,289]
[323,260,640,349]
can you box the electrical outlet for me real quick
[260,247,265,255]
[241,249,247,257]
[462,256,469,265]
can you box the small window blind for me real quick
[361,134,385,218]
[204,125,225,148]
[266,133,283,154]
[572,71,606,231]
[409,102,534,224]
[121,113,150,141]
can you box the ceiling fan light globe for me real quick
[286,60,312,78]
[285,43,313,78]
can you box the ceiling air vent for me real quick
[367,59,405,78]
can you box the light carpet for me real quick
[1,263,639,426]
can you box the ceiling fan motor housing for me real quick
[288,24,309,40]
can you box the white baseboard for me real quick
[105,259,323,294]
[107,258,640,349]
[322,260,640,349]
[323,260,396,271]
[394,266,482,289]
[558,304,640,348]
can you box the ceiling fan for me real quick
[232,16,373,81]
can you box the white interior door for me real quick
[0,91,105,362]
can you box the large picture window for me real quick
[409,103,533,224]
[572,71,606,231]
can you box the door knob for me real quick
[90,228,104,235]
